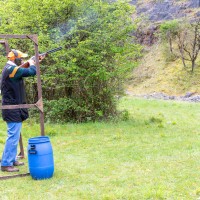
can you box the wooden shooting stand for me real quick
[0,34,45,180]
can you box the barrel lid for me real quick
[28,136,50,144]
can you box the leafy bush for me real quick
[0,0,142,122]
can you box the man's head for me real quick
[7,49,28,66]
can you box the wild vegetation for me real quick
[128,15,200,96]
[0,0,141,122]
[160,18,200,72]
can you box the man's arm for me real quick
[8,60,36,79]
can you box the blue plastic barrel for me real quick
[28,136,54,180]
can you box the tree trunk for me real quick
[179,45,186,68]
[181,57,187,68]
[169,37,173,54]
[191,60,195,72]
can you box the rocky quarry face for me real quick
[131,0,200,45]
[131,0,200,22]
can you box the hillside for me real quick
[127,43,200,96]
[127,0,200,96]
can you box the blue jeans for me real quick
[1,122,22,166]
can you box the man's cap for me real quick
[7,50,28,60]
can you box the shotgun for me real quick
[19,47,62,68]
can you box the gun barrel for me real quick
[46,47,62,54]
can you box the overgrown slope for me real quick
[127,43,200,96]
[127,0,200,96]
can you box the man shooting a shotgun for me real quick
[0,49,46,172]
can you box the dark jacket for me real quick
[1,61,36,122]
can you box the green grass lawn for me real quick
[0,97,200,199]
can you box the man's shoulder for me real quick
[3,63,21,79]
[4,62,16,72]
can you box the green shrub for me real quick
[0,0,142,122]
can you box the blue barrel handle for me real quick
[31,145,36,150]
[29,149,37,154]
[29,145,37,154]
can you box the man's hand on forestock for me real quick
[28,59,35,66]
[39,54,46,62]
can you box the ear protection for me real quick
[12,49,22,66]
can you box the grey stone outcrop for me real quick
[133,92,200,103]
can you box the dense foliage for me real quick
[0,0,141,122]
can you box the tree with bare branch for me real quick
[160,18,200,72]
[175,18,200,72]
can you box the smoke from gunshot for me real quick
[50,19,77,42]
[50,9,99,42]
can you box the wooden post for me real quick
[18,133,25,159]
